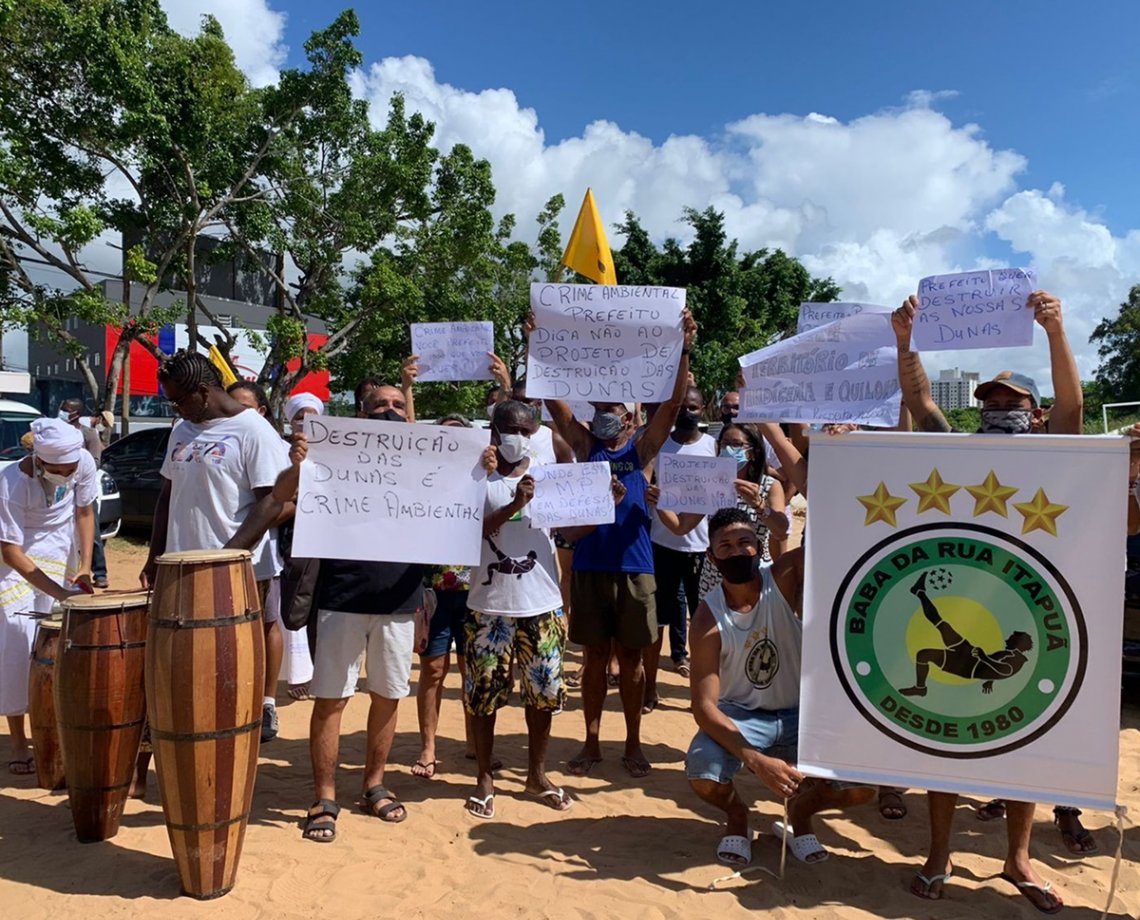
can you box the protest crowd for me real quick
[3,266,1139,916]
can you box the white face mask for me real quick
[497,433,530,464]
[485,404,498,420]
[57,410,74,423]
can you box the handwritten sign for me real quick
[411,321,494,382]
[528,461,614,529]
[798,302,890,334]
[526,283,686,403]
[657,454,738,515]
[736,312,901,427]
[292,416,489,565]
[913,268,1037,351]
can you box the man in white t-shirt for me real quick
[141,352,289,589]
[0,419,96,773]
[463,400,571,819]
[646,386,716,710]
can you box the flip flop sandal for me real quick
[566,755,602,776]
[975,799,1006,821]
[287,685,312,701]
[716,834,752,867]
[8,756,34,776]
[878,790,907,820]
[412,760,438,779]
[302,799,340,843]
[620,755,651,778]
[771,820,829,865]
[360,785,407,823]
[529,787,573,811]
[676,661,691,678]
[999,873,1064,915]
[465,794,495,819]
[911,866,953,900]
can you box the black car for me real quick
[100,427,171,531]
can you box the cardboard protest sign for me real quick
[913,269,1037,351]
[411,321,494,382]
[736,312,901,427]
[799,431,1125,809]
[292,416,489,565]
[657,454,738,515]
[798,302,891,334]
[528,461,614,529]
[525,283,685,403]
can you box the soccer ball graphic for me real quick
[926,568,953,592]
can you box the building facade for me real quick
[930,367,980,411]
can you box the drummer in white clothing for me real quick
[0,419,97,774]
[686,507,872,867]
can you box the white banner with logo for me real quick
[799,432,1126,809]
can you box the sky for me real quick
[9,1,1140,397]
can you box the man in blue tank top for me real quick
[538,308,697,779]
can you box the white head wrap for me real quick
[285,392,325,421]
[31,418,84,464]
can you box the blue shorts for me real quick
[686,702,799,784]
[422,590,468,659]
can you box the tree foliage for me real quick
[1090,284,1140,403]
[613,207,840,401]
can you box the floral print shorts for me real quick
[463,609,566,716]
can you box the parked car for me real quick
[100,426,171,531]
[0,399,121,538]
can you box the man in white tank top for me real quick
[686,508,873,867]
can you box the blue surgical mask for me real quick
[720,445,749,468]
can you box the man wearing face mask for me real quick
[462,400,570,818]
[645,386,716,711]
[537,308,698,779]
[892,290,1082,911]
[687,507,873,867]
[1,418,97,775]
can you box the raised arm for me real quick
[400,355,419,424]
[757,423,808,498]
[636,308,698,467]
[892,295,951,433]
[1032,291,1082,434]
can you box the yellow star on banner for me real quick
[965,470,1019,518]
[909,468,961,515]
[1013,488,1068,537]
[857,482,907,527]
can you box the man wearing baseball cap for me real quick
[0,419,98,775]
[892,288,1082,913]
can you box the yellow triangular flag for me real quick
[562,188,617,285]
[208,345,238,387]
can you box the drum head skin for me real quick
[156,549,252,565]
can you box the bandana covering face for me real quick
[31,418,83,464]
[980,408,1033,434]
[591,410,625,441]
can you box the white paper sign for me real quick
[292,416,489,565]
[411,321,494,382]
[736,312,901,427]
[797,302,891,334]
[528,461,614,529]
[657,454,738,515]
[913,268,1037,351]
[526,283,686,403]
[541,399,594,424]
[799,432,1125,809]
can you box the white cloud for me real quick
[161,0,287,88]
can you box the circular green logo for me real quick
[830,523,1086,758]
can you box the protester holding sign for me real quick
[892,290,1083,911]
[686,508,873,867]
[462,400,571,819]
[535,307,697,779]
[645,387,717,710]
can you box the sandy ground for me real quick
[2,529,1138,919]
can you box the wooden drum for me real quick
[146,549,265,900]
[56,592,149,842]
[28,616,65,791]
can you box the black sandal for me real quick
[360,785,407,823]
[302,799,340,843]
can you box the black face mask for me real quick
[721,409,739,425]
[369,409,405,423]
[714,553,756,585]
[675,409,700,431]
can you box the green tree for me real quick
[613,207,840,401]
[1090,284,1140,403]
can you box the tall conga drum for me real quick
[146,549,265,900]
[56,592,149,842]
[28,615,65,791]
